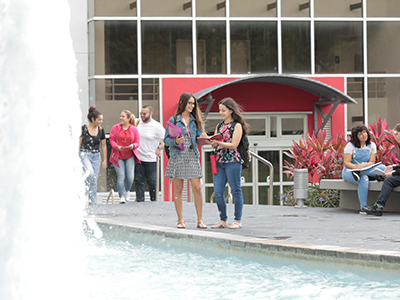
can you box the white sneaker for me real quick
[125,191,130,202]
[119,195,126,204]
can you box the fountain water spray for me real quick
[0,0,88,299]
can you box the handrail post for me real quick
[155,156,160,201]
[248,150,274,205]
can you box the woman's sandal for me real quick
[211,221,228,229]
[229,221,242,229]
[177,221,185,229]
[197,221,207,229]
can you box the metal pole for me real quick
[248,150,274,205]
[155,156,159,201]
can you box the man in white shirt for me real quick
[135,105,165,202]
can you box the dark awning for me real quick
[193,74,357,135]
[194,74,357,104]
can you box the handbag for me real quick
[210,151,217,175]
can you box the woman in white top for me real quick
[342,125,385,214]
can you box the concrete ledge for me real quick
[92,217,400,272]
[320,179,400,212]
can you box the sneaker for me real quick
[352,171,361,182]
[125,191,130,201]
[359,207,368,214]
[119,195,126,204]
[364,203,383,216]
[376,175,385,182]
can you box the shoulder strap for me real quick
[173,115,177,124]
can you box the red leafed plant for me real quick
[283,130,346,182]
[284,118,400,183]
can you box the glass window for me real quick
[346,77,364,128]
[281,117,304,135]
[196,0,225,17]
[230,0,276,17]
[282,21,311,74]
[90,79,139,133]
[230,22,278,74]
[93,0,137,17]
[197,22,226,74]
[315,22,363,74]
[142,78,161,121]
[282,0,309,17]
[367,0,400,17]
[247,119,266,136]
[367,22,400,74]
[142,21,192,74]
[141,0,191,17]
[257,150,279,183]
[314,0,362,17]
[103,21,138,75]
[368,77,400,129]
[204,119,221,135]
[270,116,277,137]
[259,186,281,205]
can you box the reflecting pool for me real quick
[85,231,400,300]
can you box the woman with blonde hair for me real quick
[109,110,140,204]
[164,92,208,229]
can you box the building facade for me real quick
[72,0,400,203]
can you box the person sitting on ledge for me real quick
[364,124,400,216]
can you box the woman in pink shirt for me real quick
[109,110,140,203]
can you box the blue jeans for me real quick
[377,175,400,207]
[342,164,386,208]
[135,162,157,202]
[213,162,243,221]
[80,152,101,205]
[113,157,135,198]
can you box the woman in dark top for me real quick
[210,97,250,229]
[79,106,107,205]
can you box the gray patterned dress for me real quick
[165,132,202,179]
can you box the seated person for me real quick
[342,125,385,214]
[364,124,400,216]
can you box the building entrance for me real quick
[201,113,309,205]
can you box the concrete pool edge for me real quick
[91,217,400,270]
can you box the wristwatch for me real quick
[158,147,163,151]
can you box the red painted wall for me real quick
[162,76,345,200]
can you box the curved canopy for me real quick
[193,74,356,135]
[194,74,357,105]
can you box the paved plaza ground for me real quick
[87,201,400,253]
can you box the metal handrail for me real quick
[248,150,274,205]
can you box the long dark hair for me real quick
[218,97,250,135]
[350,124,371,148]
[87,106,102,123]
[174,92,204,131]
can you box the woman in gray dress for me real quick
[164,93,207,229]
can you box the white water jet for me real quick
[0,0,88,299]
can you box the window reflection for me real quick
[282,22,311,74]
[367,22,400,74]
[230,22,278,74]
[282,0,309,17]
[314,0,362,17]
[104,21,138,75]
[142,21,192,74]
[91,79,139,133]
[367,0,400,17]
[346,77,364,128]
[197,22,226,74]
[368,78,400,128]
[315,22,363,74]
[230,0,276,17]
[281,118,304,135]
